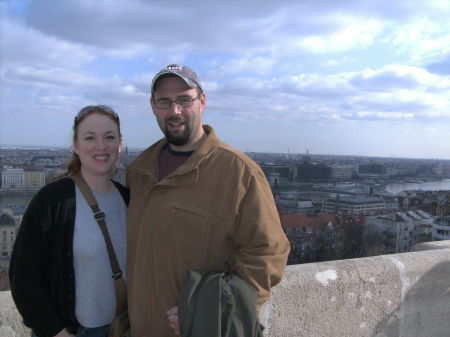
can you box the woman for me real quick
[9,105,129,337]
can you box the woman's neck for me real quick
[79,170,115,193]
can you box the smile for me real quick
[167,119,186,131]
[168,119,185,125]
[93,155,109,161]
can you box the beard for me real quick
[164,117,191,146]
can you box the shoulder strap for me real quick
[70,173,127,314]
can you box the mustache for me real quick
[166,116,185,122]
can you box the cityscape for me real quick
[2,1,450,335]
[2,145,450,290]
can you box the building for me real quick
[282,213,335,264]
[322,195,385,215]
[268,172,282,187]
[432,216,450,241]
[260,163,295,181]
[434,194,450,216]
[1,168,25,189]
[330,164,355,180]
[31,155,65,168]
[0,208,17,270]
[277,199,315,214]
[383,196,400,210]
[44,167,66,182]
[24,170,46,189]
[0,168,45,189]
[297,163,331,180]
[359,163,385,175]
[281,213,364,264]
[364,210,433,255]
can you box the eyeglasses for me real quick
[75,105,119,124]
[154,94,201,109]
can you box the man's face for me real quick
[151,76,206,150]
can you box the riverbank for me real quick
[384,178,450,194]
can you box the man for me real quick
[126,64,290,337]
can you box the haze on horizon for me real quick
[1,0,450,160]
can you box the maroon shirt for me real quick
[159,144,194,181]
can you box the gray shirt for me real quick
[73,186,127,328]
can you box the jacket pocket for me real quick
[168,201,211,218]
[160,201,213,269]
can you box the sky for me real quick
[1,0,450,159]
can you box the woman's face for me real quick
[74,113,121,180]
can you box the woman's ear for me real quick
[73,141,79,156]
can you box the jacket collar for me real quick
[129,125,222,185]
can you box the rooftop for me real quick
[328,195,384,204]
[434,216,450,227]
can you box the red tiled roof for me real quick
[281,213,336,233]
[281,213,365,233]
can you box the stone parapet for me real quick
[260,242,450,337]
[411,239,450,251]
[0,291,30,337]
[2,240,450,337]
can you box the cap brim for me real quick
[151,72,199,92]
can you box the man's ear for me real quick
[200,92,207,111]
[150,96,157,116]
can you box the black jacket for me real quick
[9,177,129,337]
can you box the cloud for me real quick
[425,51,450,75]
[1,64,149,119]
[2,0,450,157]
[384,2,450,64]
[348,65,450,102]
[349,66,424,91]
[3,66,92,89]
[18,0,432,57]
[0,19,94,69]
[215,57,276,76]
[291,16,384,54]
[24,0,282,52]
[323,60,339,67]
[204,64,450,124]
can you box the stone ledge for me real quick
[411,239,450,251]
[0,291,30,337]
[260,243,450,337]
[2,240,450,337]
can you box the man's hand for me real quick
[54,328,74,337]
[166,305,180,336]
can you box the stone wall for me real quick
[2,240,450,337]
[259,240,450,337]
[0,291,30,337]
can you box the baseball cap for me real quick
[151,64,202,93]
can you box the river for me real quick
[384,179,450,194]
[2,178,450,214]
[0,190,36,211]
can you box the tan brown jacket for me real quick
[126,125,290,337]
